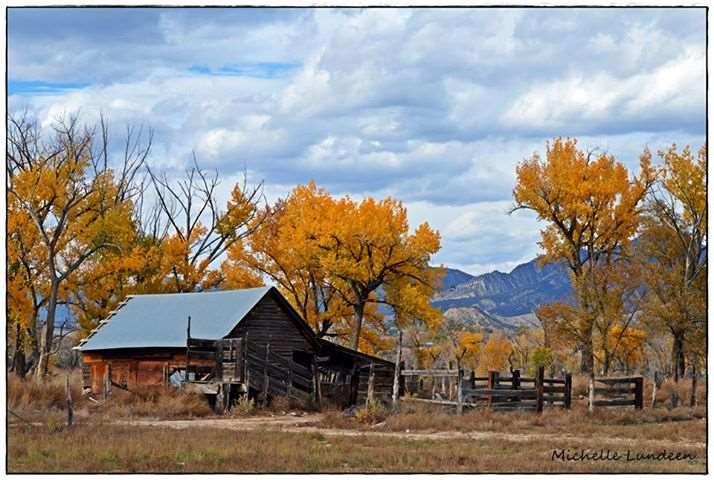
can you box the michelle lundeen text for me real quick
[552,448,697,463]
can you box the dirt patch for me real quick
[118,415,706,450]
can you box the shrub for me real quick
[228,395,256,417]
[354,401,389,425]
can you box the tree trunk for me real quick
[672,332,686,382]
[349,301,365,351]
[11,324,27,378]
[36,278,60,378]
[579,340,594,374]
[602,350,612,376]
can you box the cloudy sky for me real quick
[8,7,706,275]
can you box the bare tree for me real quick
[146,156,265,292]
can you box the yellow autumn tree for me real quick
[236,185,347,335]
[638,144,706,381]
[603,325,646,372]
[512,138,655,376]
[240,182,443,352]
[479,333,512,373]
[318,193,442,351]
[451,331,483,371]
[7,114,147,376]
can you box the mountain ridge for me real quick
[432,257,573,331]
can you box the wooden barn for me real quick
[77,287,397,409]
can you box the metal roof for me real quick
[79,287,272,351]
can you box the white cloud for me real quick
[8,7,706,270]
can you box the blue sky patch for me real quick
[9,80,89,95]
[188,62,299,79]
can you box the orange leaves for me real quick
[219,241,263,290]
[604,325,646,368]
[243,181,442,351]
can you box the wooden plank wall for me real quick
[356,363,396,405]
[230,292,316,364]
[82,350,213,394]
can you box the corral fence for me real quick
[590,376,644,410]
[397,366,570,414]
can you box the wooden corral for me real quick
[400,367,572,414]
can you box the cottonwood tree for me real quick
[638,144,706,382]
[7,114,149,377]
[478,333,512,374]
[232,185,350,336]
[512,138,655,377]
[318,191,442,351]
[236,182,443,352]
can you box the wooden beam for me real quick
[535,365,544,414]
[392,331,402,409]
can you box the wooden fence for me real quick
[590,376,643,409]
[400,366,572,414]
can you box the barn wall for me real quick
[355,363,397,405]
[81,349,213,394]
[230,292,316,362]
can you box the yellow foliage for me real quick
[478,334,512,373]
[245,181,442,352]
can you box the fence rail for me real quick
[590,376,643,409]
[400,366,572,414]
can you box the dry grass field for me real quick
[7,371,707,473]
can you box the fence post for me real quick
[103,363,112,400]
[456,368,464,415]
[392,331,402,408]
[511,369,520,404]
[262,342,270,406]
[634,376,643,410]
[690,364,697,407]
[366,363,375,407]
[650,370,659,408]
[535,365,544,414]
[185,316,191,382]
[487,370,499,407]
[470,369,476,389]
[564,371,572,409]
[242,334,250,392]
[65,375,73,427]
[313,357,322,408]
[215,383,224,414]
[215,340,223,382]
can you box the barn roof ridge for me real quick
[125,286,272,298]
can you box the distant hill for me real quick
[439,268,476,290]
[432,258,573,331]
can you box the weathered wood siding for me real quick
[355,363,396,405]
[82,349,212,394]
[229,291,316,362]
